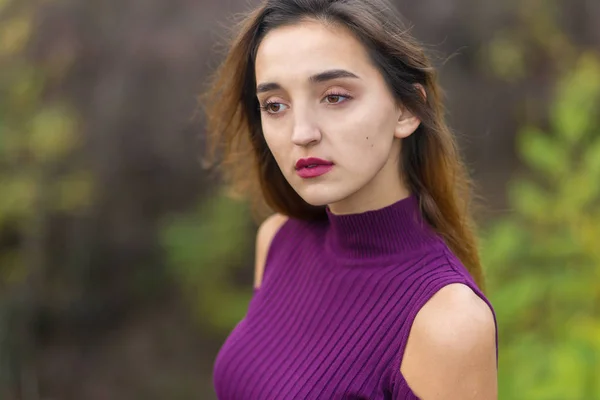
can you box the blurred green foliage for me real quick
[160,191,254,334]
[0,0,598,398]
[486,0,576,81]
[0,1,91,394]
[482,53,600,399]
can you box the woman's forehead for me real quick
[254,21,374,86]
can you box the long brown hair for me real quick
[202,0,485,289]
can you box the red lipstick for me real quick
[295,157,334,179]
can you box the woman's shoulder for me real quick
[254,213,289,289]
[253,214,326,289]
[400,282,498,399]
[257,213,289,245]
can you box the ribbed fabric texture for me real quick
[213,195,496,399]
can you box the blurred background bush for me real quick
[0,0,598,399]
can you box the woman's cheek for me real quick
[263,134,288,169]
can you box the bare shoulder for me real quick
[254,213,289,290]
[401,283,497,400]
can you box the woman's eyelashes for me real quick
[258,92,353,116]
[322,92,352,105]
[259,101,289,114]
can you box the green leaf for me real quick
[518,126,568,180]
[582,137,600,178]
[28,106,78,163]
[552,53,600,143]
[487,30,527,82]
[0,173,37,225]
[0,15,32,56]
[508,179,552,222]
[480,219,526,266]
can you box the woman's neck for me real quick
[326,182,411,216]
[324,194,443,262]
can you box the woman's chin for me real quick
[296,187,350,208]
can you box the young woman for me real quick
[204,0,498,398]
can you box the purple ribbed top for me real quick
[213,194,496,399]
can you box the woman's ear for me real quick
[394,85,426,139]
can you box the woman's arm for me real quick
[254,213,288,290]
[401,283,497,400]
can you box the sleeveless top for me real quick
[213,195,497,399]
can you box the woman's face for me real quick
[254,20,421,214]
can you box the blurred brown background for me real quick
[1,0,599,399]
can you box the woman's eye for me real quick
[324,94,349,104]
[264,103,287,114]
[261,95,349,114]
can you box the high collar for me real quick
[324,194,443,262]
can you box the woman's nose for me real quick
[291,115,321,147]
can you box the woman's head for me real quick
[203,0,485,288]
[255,19,421,214]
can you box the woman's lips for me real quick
[295,157,334,179]
[296,164,334,178]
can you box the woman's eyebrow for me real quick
[256,69,360,94]
[309,69,360,83]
